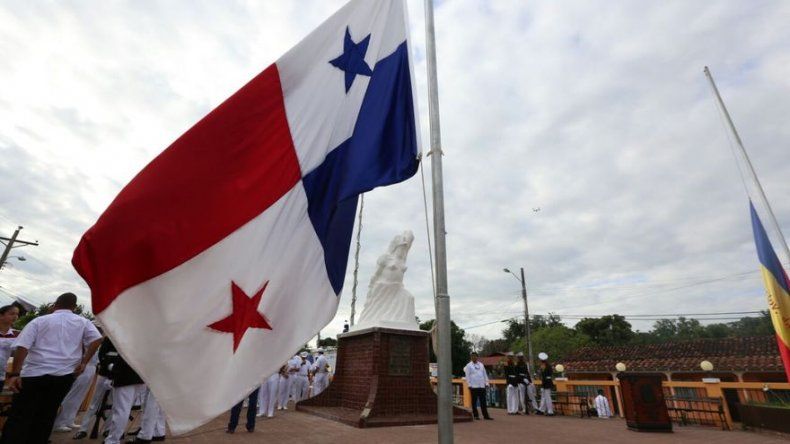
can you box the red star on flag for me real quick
[209,281,273,352]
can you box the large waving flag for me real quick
[72,0,419,433]
[750,202,790,381]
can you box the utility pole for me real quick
[519,267,534,375]
[0,226,39,271]
[504,267,534,375]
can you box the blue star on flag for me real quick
[329,27,373,93]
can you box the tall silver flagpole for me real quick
[424,0,454,442]
[704,66,790,263]
[349,194,365,326]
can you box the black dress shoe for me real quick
[152,437,166,442]
[484,417,493,420]
[73,431,88,440]
[129,439,151,444]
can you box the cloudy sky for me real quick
[1,0,789,342]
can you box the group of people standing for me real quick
[463,351,557,420]
[0,293,167,444]
[226,348,331,434]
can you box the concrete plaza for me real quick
[49,406,785,444]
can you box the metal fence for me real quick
[663,395,727,429]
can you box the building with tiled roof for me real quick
[560,336,786,382]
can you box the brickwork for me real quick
[297,327,472,427]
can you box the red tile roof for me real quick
[562,336,784,373]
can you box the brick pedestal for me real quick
[297,327,472,427]
[619,373,672,433]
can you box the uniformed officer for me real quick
[73,335,116,439]
[287,354,301,404]
[294,352,310,401]
[276,363,291,410]
[311,348,329,396]
[257,371,279,418]
[537,354,555,416]
[103,338,146,444]
[503,353,520,415]
[132,389,167,443]
[515,352,532,415]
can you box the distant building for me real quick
[561,336,785,382]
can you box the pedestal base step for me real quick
[297,405,473,428]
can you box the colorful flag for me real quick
[750,202,790,381]
[72,0,419,433]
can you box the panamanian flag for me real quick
[72,0,419,433]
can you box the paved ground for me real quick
[50,407,787,444]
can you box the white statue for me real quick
[352,230,420,331]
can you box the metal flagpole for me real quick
[424,1,453,442]
[350,194,365,326]
[704,66,790,262]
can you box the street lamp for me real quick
[503,267,534,376]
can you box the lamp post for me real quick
[503,267,533,375]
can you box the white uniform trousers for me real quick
[277,375,291,409]
[539,388,554,414]
[517,383,527,412]
[258,376,279,417]
[527,383,539,410]
[312,372,328,397]
[53,364,97,429]
[104,383,146,444]
[294,375,309,402]
[78,376,112,433]
[137,390,167,440]
[290,373,300,401]
[506,385,519,413]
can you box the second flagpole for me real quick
[424,0,454,442]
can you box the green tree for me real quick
[318,337,338,347]
[729,311,773,336]
[517,325,590,363]
[420,319,472,376]
[502,314,562,345]
[651,317,706,342]
[14,303,93,330]
[480,338,509,356]
[574,315,635,346]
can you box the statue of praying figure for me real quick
[353,230,420,331]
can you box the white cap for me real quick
[317,348,325,353]
[300,351,308,358]
[506,352,515,357]
[516,352,524,357]
[538,352,549,361]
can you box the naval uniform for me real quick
[294,359,310,402]
[287,355,301,404]
[515,361,532,414]
[104,339,145,444]
[503,362,520,414]
[52,352,99,430]
[137,389,167,441]
[311,354,329,396]
[538,366,555,415]
[77,338,117,437]
[258,372,279,417]
[277,364,291,410]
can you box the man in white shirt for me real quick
[594,389,612,419]
[294,352,311,401]
[311,348,329,397]
[0,293,102,444]
[463,352,493,421]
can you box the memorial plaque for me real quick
[389,336,412,376]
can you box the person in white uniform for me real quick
[311,348,329,396]
[537,356,555,416]
[1,293,102,444]
[294,352,310,402]
[594,389,612,418]
[52,351,99,432]
[73,336,117,440]
[132,388,167,443]
[103,338,146,444]
[287,354,301,405]
[276,363,290,410]
[0,304,20,390]
[257,371,279,418]
[503,353,520,415]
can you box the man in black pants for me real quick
[0,293,102,444]
[463,352,493,420]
